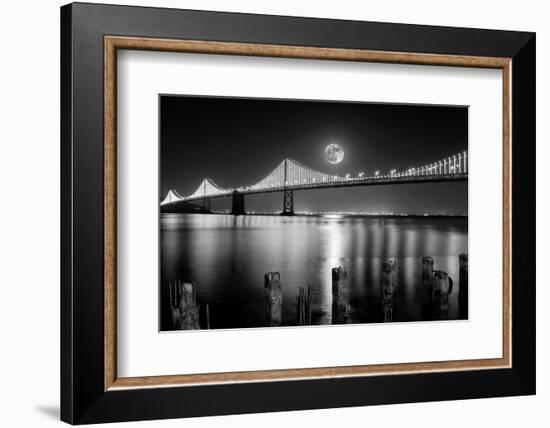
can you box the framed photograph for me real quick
[61,2,535,424]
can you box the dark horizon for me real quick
[160,95,468,215]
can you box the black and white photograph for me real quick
[0,0,541,425]
[159,95,469,331]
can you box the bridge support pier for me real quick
[231,191,245,215]
[201,198,211,212]
[281,189,294,216]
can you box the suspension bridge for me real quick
[161,151,468,215]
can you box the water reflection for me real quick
[160,214,468,330]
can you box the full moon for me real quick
[324,143,344,164]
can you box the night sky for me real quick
[160,95,468,215]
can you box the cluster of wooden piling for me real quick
[169,254,468,330]
[263,254,468,326]
[169,280,201,330]
[421,257,453,320]
[420,254,468,320]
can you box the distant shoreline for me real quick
[162,212,468,219]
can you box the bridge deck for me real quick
[174,173,468,204]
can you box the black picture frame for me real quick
[61,2,535,424]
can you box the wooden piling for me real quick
[265,272,282,327]
[332,266,350,324]
[421,256,434,318]
[169,280,179,328]
[432,270,453,320]
[382,259,397,322]
[169,280,200,330]
[459,254,468,318]
[205,303,211,329]
[296,285,313,325]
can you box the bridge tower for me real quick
[195,180,212,213]
[231,191,245,215]
[282,189,294,215]
[201,198,211,212]
[281,159,294,216]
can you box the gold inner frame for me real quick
[104,35,512,391]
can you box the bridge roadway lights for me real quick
[231,191,246,215]
[281,189,294,216]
